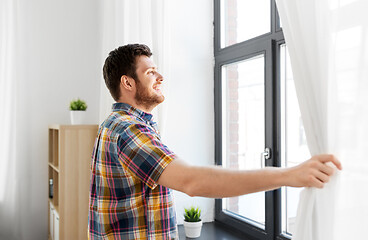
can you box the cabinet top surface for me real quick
[49,124,99,130]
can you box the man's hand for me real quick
[284,154,342,188]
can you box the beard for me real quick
[134,79,165,109]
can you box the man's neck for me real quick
[117,99,156,113]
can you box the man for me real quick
[88,44,342,240]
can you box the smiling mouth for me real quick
[153,84,162,91]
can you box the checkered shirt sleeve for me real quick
[117,123,175,189]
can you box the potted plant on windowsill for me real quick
[183,206,202,238]
[69,98,87,125]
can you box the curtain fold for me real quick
[276,0,368,239]
[99,0,171,136]
[0,1,23,239]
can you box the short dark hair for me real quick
[103,44,152,101]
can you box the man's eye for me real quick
[149,71,155,75]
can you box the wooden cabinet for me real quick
[48,125,98,240]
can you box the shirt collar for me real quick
[112,102,154,122]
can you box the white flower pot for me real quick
[183,220,203,238]
[70,111,86,125]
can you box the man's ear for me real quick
[120,75,135,91]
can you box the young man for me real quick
[88,44,342,240]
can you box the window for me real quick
[214,0,305,239]
[221,55,266,228]
[220,0,270,47]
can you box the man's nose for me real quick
[157,73,164,82]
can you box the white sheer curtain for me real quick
[0,1,18,239]
[99,0,171,135]
[0,1,28,239]
[276,0,368,239]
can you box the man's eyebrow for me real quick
[144,66,157,72]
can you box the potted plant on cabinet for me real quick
[69,98,87,125]
[183,206,203,238]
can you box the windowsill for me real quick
[178,221,250,240]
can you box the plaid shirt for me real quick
[88,103,178,240]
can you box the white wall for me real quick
[16,0,101,239]
[164,0,215,224]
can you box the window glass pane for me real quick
[221,55,265,228]
[280,44,311,235]
[221,0,270,48]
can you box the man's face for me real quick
[133,55,165,109]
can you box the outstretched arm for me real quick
[157,154,342,198]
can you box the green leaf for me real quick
[183,206,202,222]
[69,98,87,111]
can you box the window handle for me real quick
[261,148,271,168]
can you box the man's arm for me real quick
[157,154,342,198]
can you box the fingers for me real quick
[317,161,335,176]
[304,156,338,188]
[313,169,330,184]
[314,154,342,170]
[288,154,341,189]
[310,177,324,189]
[308,171,330,188]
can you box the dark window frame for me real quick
[214,1,291,239]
